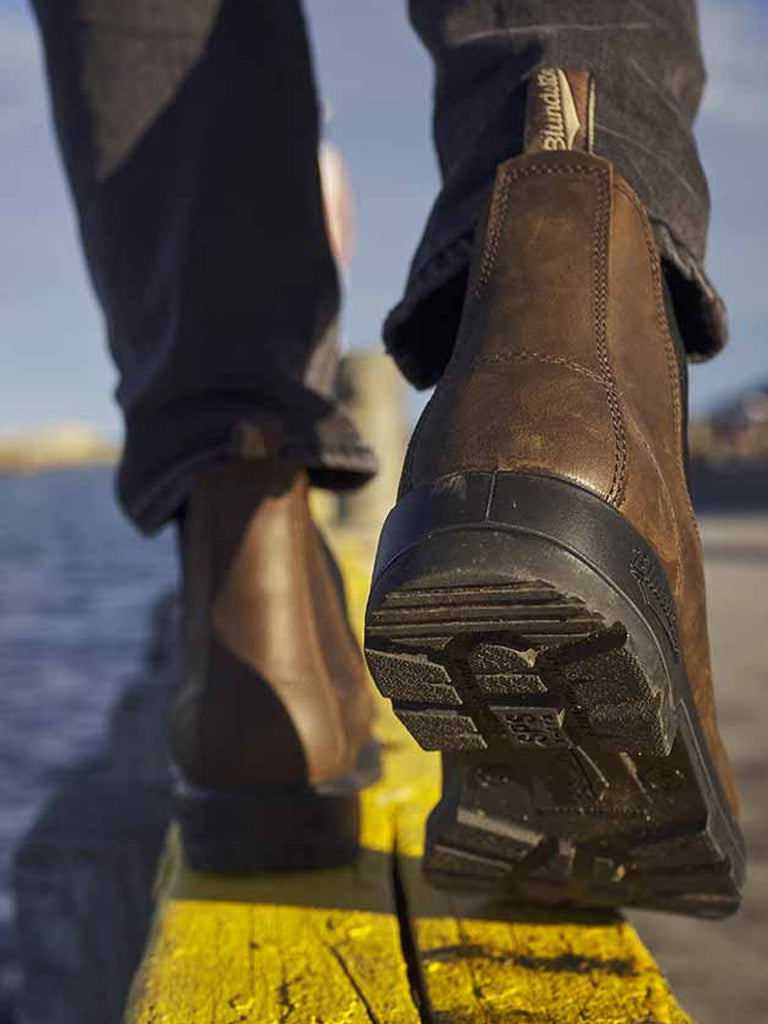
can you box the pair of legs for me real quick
[32,0,725,526]
[30,0,745,914]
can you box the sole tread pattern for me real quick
[365,581,742,918]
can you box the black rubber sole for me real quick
[365,472,746,919]
[174,740,381,874]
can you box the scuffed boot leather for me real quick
[173,460,377,872]
[366,101,745,916]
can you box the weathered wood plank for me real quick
[124,756,422,1024]
[394,737,695,1024]
[399,872,694,1023]
[129,885,417,1024]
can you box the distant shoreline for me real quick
[0,424,119,475]
[0,453,118,475]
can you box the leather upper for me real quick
[402,150,738,813]
[172,461,374,789]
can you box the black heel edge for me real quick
[172,741,381,874]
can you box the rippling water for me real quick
[0,468,175,1017]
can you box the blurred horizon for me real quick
[1,0,767,440]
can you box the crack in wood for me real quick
[325,943,381,1024]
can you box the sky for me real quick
[1,0,767,438]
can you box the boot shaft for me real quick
[407,153,684,511]
[174,461,373,789]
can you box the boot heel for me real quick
[364,472,745,918]
[174,741,381,874]
[174,784,360,874]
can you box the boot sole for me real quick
[173,740,381,874]
[364,472,745,919]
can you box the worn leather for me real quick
[172,461,374,789]
[402,149,739,814]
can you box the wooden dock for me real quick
[124,536,694,1024]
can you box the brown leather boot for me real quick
[365,70,745,917]
[172,460,378,872]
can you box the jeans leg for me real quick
[387,0,726,389]
[29,0,375,533]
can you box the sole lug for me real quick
[394,707,488,750]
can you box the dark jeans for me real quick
[30,0,724,533]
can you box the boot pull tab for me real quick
[524,68,596,155]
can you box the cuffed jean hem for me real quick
[119,403,378,535]
[383,200,729,391]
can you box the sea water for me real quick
[0,468,175,1017]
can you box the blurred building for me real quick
[689,379,768,463]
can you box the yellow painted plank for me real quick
[398,866,694,1024]
[124,533,696,1024]
[128,884,414,1024]
[393,710,694,1023]
[125,756,421,1024]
